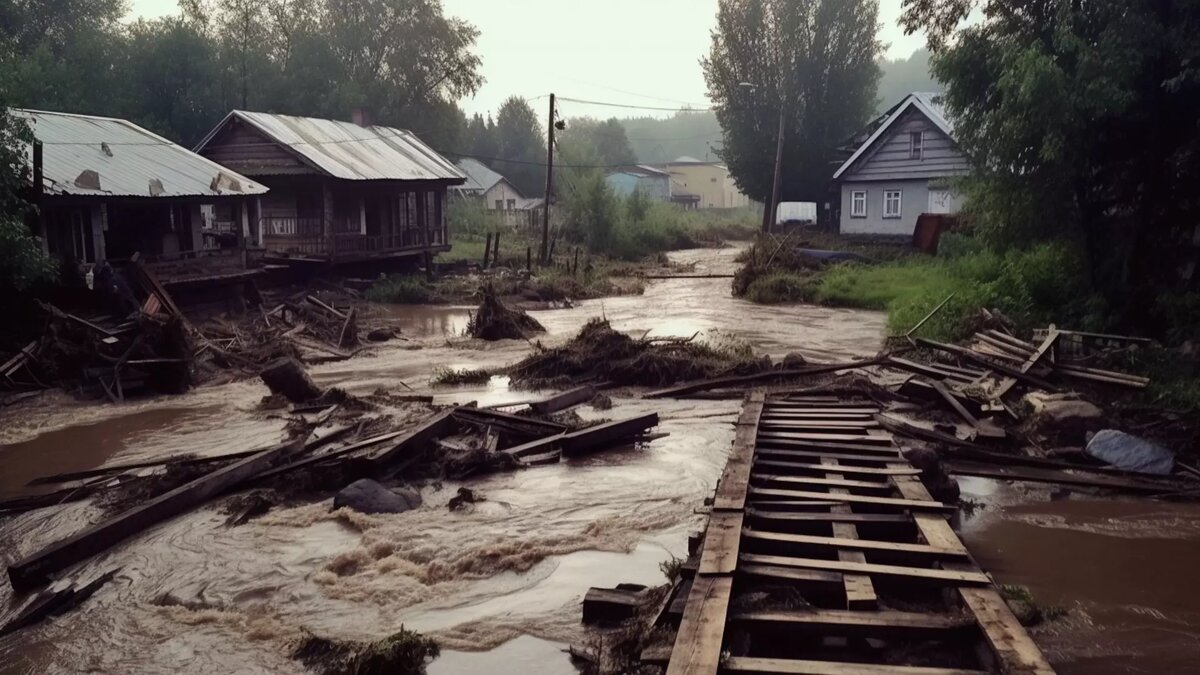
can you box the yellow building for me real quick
[662,156,753,209]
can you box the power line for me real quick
[557,96,715,113]
[437,148,646,170]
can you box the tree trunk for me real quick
[259,358,323,403]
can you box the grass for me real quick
[365,276,439,304]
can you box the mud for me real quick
[3,245,1191,674]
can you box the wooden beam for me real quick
[713,392,765,511]
[723,656,988,675]
[453,406,567,434]
[916,338,1059,391]
[368,411,454,468]
[666,576,733,675]
[645,358,889,399]
[758,420,881,431]
[737,553,990,586]
[749,488,955,513]
[945,460,1177,494]
[739,564,844,586]
[741,529,969,559]
[755,459,920,477]
[746,509,911,525]
[699,512,743,575]
[559,413,659,455]
[529,385,596,415]
[751,474,893,492]
[8,439,302,590]
[755,448,902,465]
[731,608,975,637]
[1019,329,1059,374]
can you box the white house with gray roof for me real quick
[833,92,970,236]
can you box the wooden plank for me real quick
[746,509,911,525]
[368,411,455,468]
[757,430,894,445]
[741,529,969,559]
[892,474,1055,675]
[945,460,1177,494]
[1019,329,1059,374]
[8,439,302,590]
[916,338,1059,391]
[645,358,889,399]
[824,458,876,610]
[886,356,976,383]
[749,488,955,513]
[713,392,765,511]
[738,553,990,585]
[559,413,659,455]
[666,576,733,675]
[1054,365,1148,389]
[751,474,892,492]
[758,420,881,431]
[739,564,843,586]
[529,385,597,415]
[724,656,987,675]
[755,448,901,465]
[453,406,567,433]
[500,432,564,459]
[755,459,920,477]
[731,608,974,637]
[762,404,880,413]
[699,512,744,575]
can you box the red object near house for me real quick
[912,213,958,253]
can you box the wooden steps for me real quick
[662,392,1055,675]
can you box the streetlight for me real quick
[739,82,786,233]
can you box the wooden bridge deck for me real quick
[662,391,1054,675]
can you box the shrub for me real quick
[743,271,820,304]
[366,276,438,304]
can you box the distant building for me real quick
[16,108,267,286]
[196,110,465,265]
[661,157,751,210]
[605,165,672,202]
[453,157,543,228]
[832,92,970,236]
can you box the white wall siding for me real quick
[840,179,931,236]
[845,108,970,182]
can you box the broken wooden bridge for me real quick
[657,390,1054,675]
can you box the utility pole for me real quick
[763,105,785,233]
[540,93,556,264]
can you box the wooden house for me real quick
[452,158,544,229]
[833,93,971,236]
[195,110,466,266]
[16,108,268,286]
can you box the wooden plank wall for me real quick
[664,390,1054,675]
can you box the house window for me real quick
[493,199,502,210]
[850,190,867,218]
[909,131,923,159]
[507,199,516,211]
[884,190,902,218]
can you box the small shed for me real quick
[606,165,672,202]
[195,111,466,265]
[17,108,268,284]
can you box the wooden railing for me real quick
[261,223,445,259]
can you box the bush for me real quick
[366,276,438,304]
[742,271,820,304]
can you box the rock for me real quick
[367,328,395,343]
[1085,429,1175,475]
[1023,392,1104,442]
[781,352,808,369]
[448,487,483,511]
[334,479,421,514]
[259,357,323,403]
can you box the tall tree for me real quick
[121,18,221,145]
[562,117,638,166]
[901,0,1200,313]
[703,0,882,202]
[494,96,547,196]
[619,111,723,165]
[0,86,55,293]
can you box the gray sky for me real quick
[128,0,924,119]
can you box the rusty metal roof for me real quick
[13,108,268,198]
[203,110,466,183]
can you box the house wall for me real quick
[606,173,671,201]
[844,107,970,182]
[667,163,750,209]
[483,181,524,210]
[199,119,308,175]
[840,179,932,236]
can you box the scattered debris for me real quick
[260,357,324,403]
[1085,429,1175,475]
[466,284,545,340]
[333,479,422,514]
[447,487,483,511]
[293,625,439,675]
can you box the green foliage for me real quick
[563,170,622,251]
[619,111,722,165]
[703,0,882,202]
[0,97,55,292]
[366,276,437,304]
[742,271,819,304]
[494,96,547,196]
[560,117,637,166]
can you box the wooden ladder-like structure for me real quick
[665,390,1055,675]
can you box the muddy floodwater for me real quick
[1,246,1196,674]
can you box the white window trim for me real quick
[909,131,923,160]
[883,190,902,219]
[850,190,867,218]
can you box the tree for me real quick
[466,113,499,161]
[876,48,939,112]
[561,117,637,166]
[620,111,723,165]
[0,91,55,292]
[703,0,882,203]
[494,96,547,196]
[901,0,1200,314]
[121,18,221,146]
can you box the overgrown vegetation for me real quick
[508,318,767,388]
[365,276,438,304]
[430,367,491,386]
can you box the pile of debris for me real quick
[509,318,769,388]
[466,284,545,341]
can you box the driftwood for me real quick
[644,357,891,399]
[260,357,323,403]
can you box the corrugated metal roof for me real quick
[455,157,508,193]
[14,108,268,198]
[207,110,466,183]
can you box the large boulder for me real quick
[334,479,422,514]
[1023,392,1104,443]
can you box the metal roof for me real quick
[199,110,466,183]
[454,157,510,193]
[832,92,956,180]
[13,108,268,198]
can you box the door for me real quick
[927,188,959,214]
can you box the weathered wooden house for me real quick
[833,92,971,236]
[453,157,543,229]
[195,111,466,266]
[17,108,268,285]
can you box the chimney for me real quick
[351,108,370,126]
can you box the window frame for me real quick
[883,189,903,219]
[909,131,923,160]
[849,190,867,218]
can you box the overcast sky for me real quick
[128,0,924,119]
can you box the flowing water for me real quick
[0,246,1195,674]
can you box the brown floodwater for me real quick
[0,245,1194,674]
